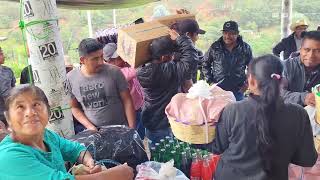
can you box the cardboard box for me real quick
[155,14,195,27]
[117,22,169,68]
[117,14,196,68]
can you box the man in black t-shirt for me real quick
[137,30,198,145]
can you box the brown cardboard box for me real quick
[155,14,195,27]
[117,14,196,68]
[117,22,169,68]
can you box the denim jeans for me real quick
[146,127,173,148]
[232,91,244,101]
[135,109,145,140]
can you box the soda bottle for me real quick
[150,147,157,161]
[165,144,171,151]
[169,139,175,149]
[170,150,180,169]
[155,143,160,152]
[201,156,212,180]
[175,144,181,154]
[209,153,220,176]
[190,155,201,180]
[179,141,185,151]
[159,148,166,162]
[159,139,165,148]
[181,152,191,177]
[185,147,192,159]
[165,136,172,143]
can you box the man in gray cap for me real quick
[0,47,16,127]
[103,43,145,139]
[202,21,253,101]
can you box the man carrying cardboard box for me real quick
[137,29,199,145]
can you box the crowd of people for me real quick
[0,15,320,179]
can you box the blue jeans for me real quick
[233,91,244,101]
[135,109,145,140]
[146,128,173,148]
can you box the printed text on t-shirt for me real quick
[80,82,108,109]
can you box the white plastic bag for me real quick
[135,160,189,180]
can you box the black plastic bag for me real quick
[70,125,148,168]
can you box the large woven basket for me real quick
[168,117,216,144]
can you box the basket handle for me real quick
[198,97,209,144]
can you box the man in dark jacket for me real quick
[273,19,308,60]
[137,30,198,145]
[202,21,252,101]
[282,31,320,107]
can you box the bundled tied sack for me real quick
[165,81,235,144]
[70,125,148,169]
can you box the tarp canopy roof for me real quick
[1,0,160,10]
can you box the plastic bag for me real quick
[70,125,148,169]
[135,160,189,180]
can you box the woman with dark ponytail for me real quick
[212,54,317,180]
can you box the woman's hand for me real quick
[108,163,134,180]
[78,151,102,174]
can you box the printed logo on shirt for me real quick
[80,82,108,109]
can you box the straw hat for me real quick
[290,19,308,31]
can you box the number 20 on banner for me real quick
[39,42,59,60]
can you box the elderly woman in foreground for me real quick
[0,84,133,180]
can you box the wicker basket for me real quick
[168,117,216,144]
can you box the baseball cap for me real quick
[177,19,206,35]
[222,21,239,33]
[103,43,119,61]
[150,36,175,60]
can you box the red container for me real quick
[209,154,220,176]
[201,159,212,180]
[190,157,202,180]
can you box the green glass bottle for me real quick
[171,150,181,169]
[159,148,166,162]
[175,144,181,154]
[159,139,165,149]
[185,147,192,159]
[150,147,157,161]
[165,144,171,153]
[165,136,171,143]
[155,143,160,152]
[179,141,185,149]
[169,139,175,149]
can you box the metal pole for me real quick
[281,0,292,39]
[87,10,93,38]
[113,9,117,28]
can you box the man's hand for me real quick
[109,163,134,180]
[176,9,190,14]
[239,83,248,94]
[169,29,180,41]
[305,93,316,106]
[87,125,98,132]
